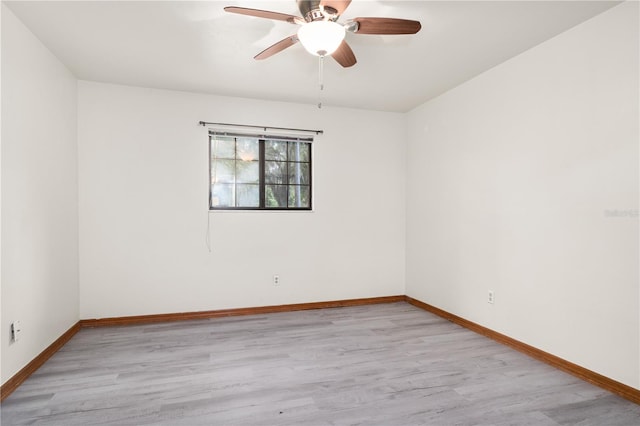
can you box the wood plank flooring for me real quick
[1,302,639,425]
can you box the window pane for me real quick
[236,184,259,207]
[236,160,259,183]
[211,159,235,184]
[288,142,310,162]
[211,137,235,159]
[265,140,287,161]
[265,161,287,184]
[211,183,234,207]
[266,185,288,208]
[236,138,259,161]
[288,163,310,185]
[288,185,310,208]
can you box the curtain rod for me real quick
[198,121,323,135]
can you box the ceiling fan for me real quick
[224,0,421,68]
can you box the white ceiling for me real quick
[5,0,620,112]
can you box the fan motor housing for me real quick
[297,0,337,22]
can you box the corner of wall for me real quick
[1,3,80,385]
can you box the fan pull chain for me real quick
[318,56,324,109]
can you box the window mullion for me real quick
[259,140,265,208]
[232,137,236,208]
[286,142,290,208]
[208,136,213,209]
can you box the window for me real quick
[209,132,312,210]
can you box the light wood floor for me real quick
[1,302,639,425]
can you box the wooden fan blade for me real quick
[320,0,352,16]
[353,17,421,35]
[224,7,301,24]
[254,35,299,60]
[331,40,357,68]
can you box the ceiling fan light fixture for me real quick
[297,20,345,57]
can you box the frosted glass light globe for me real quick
[297,21,346,57]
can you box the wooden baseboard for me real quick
[80,295,406,327]
[405,296,640,405]
[0,322,81,402]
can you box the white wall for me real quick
[1,4,79,384]
[78,82,406,319]
[407,1,639,389]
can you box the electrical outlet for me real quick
[273,275,280,286]
[488,290,495,304]
[11,321,22,342]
